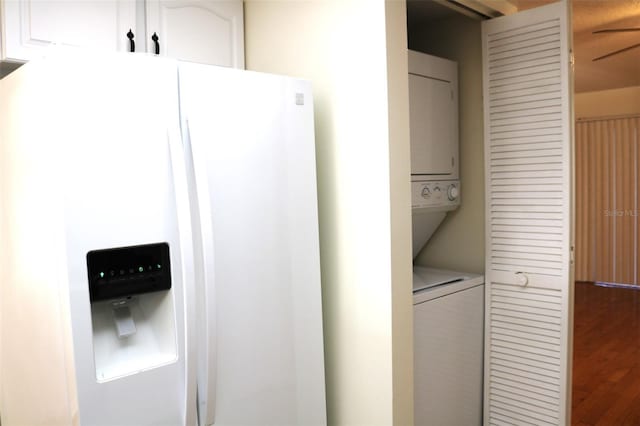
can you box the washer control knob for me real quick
[421,185,431,199]
[432,186,442,199]
[448,185,459,201]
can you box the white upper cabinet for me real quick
[2,0,137,61]
[146,1,244,68]
[1,0,244,68]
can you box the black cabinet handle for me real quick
[126,29,135,52]
[151,32,159,55]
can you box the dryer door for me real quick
[409,73,457,176]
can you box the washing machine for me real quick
[413,266,484,426]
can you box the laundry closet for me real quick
[406,4,486,425]
[407,1,573,425]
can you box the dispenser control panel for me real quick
[87,242,171,302]
[412,180,460,211]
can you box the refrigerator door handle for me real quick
[184,118,218,426]
[168,126,198,426]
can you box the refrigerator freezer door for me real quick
[179,63,326,426]
[0,52,197,425]
[59,53,194,425]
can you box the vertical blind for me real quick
[575,115,640,284]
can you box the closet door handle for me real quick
[126,29,135,52]
[151,32,160,55]
[515,271,529,287]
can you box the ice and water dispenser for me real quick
[86,243,178,382]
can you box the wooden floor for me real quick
[572,281,640,425]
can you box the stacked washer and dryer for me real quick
[409,50,484,426]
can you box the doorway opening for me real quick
[567,0,640,423]
[407,0,640,424]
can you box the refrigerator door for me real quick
[178,63,326,426]
[62,53,196,425]
[0,52,197,425]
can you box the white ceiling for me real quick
[408,0,640,93]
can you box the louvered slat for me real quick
[493,212,562,220]
[491,345,561,371]
[491,395,559,423]
[488,19,559,46]
[492,322,560,343]
[489,46,561,68]
[483,3,572,425]
[491,383,559,408]
[491,176,562,185]
[492,150,563,161]
[491,119,563,134]
[491,84,562,101]
[491,157,563,167]
[492,106,562,121]
[491,163,562,173]
[493,250,563,263]
[489,285,562,424]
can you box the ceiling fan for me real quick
[592,27,640,61]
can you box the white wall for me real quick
[575,86,640,119]
[244,1,413,424]
[408,14,485,274]
[385,2,413,423]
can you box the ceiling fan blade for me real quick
[593,43,640,61]
[593,27,640,34]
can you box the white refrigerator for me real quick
[0,51,326,426]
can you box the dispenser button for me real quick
[112,302,137,339]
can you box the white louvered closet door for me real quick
[482,2,573,425]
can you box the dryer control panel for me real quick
[412,180,460,211]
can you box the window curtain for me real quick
[575,115,640,284]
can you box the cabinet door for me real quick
[146,0,244,68]
[482,2,573,424]
[2,0,137,61]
